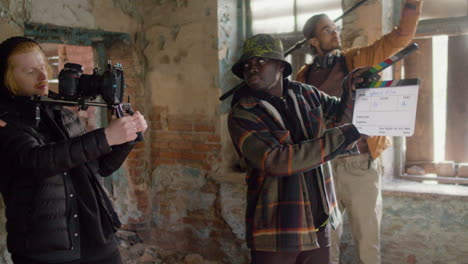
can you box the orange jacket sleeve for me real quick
[344,0,423,69]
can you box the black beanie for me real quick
[0,36,40,99]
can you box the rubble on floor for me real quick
[117,230,219,264]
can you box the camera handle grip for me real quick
[125,107,144,143]
[115,104,144,143]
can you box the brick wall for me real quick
[150,109,221,172]
[106,40,152,225]
[58,44,94,74]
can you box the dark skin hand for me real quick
[344,66,372,95]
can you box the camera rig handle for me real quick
[33,95,144,143]
[115,103,144,142]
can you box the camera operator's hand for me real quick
[132,111,148,133]
[104,116,138,146]
[0,119,6,127]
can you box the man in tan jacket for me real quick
[296,0,422,263]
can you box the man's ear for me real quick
[308,37,320,49]
[279,61,285,72]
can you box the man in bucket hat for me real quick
[227,34,369,263]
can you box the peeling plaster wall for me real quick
[341,0,382,49]
[216,0,247,183]
[217,0,243,112]
[142,0,219,118]
[141,0,249,262]
[28,0,141,33]
[0,0,30,37]
[215,2,249,261]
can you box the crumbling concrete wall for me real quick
[341,0,383,49]
[141,0,249,262]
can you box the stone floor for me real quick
[117,230,219,264]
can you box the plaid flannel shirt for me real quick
[228,79,360,251]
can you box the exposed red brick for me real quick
[133,141,146,149]
[126,159,146,168]
[194,124,215,132]
[152,105,168,116]
[168,122,193,131]
[207,134,221,143]
[168,141,193,150]
[125,87,135,95]
[200,163,212,171]
[406,254,417,264]
[157,151,183,159]
[127,149,144,159]
[192,134,208,142]
[154,132,192,141]
[181,152,206,161]
[132,189,150,218]
[151,121,163,130]
[193,143,221,152]
[128,168,147,184]
[150,111,162,121]
[152,159,176,167]
[151,141,169,150]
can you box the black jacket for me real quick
[0,98,133,261]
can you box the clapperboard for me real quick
[352,79,419,136]
[351,43,420,136]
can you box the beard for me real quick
[320,42,342,54]
[319,35,342,53]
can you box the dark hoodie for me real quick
[0,37,131,263]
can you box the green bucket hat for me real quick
[231,34,292,79]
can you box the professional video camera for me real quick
[55,62,124,105]
[34,61,143,141]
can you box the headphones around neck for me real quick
[312,50,343,69]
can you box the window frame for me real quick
[397,16,468,185]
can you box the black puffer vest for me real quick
[0,100,120,260]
